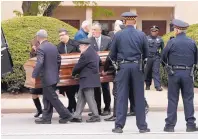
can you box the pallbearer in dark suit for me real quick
[71,38,101,123]
[57,28,80,113]
[89,22,112,116]
[32,29,72,124]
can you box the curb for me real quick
[2,106,198,114]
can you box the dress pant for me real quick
[73,88,99,119]
[59,85,79,113]
[42,84,72,120]
[94,82,111,113]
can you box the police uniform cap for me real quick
[150,25,159,31]
[77,38,91,45]
[121,12,138,20]
[171,19,189,30]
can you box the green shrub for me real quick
[162,24,198,88]
[1,16,78,92]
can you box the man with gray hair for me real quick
[89,22,112,116]
[74,20,91,41]
[32,29,73,124]
[71,38,101,123]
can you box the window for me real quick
[93,20,115,35]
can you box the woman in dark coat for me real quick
[29,38,43,117]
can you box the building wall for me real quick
[60,1,198,25]
[52,6,86,25]
[174,1,198,24]
[1,1,197,26]
[1,1,22,21]
[52,6,173,32]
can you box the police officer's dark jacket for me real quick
[110,25,148,62]
[147,35,164,55]
[162,32,197,67]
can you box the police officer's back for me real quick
[110,12,150,133]
[162,19,198,132]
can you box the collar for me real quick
[176,32,186,37]
[150,35,157,39]
[62,39,70,46]
[126,25,135,28]
[95,35,101,40]
[81,28,88,35]
[40,40,48,44]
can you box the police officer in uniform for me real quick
[162,19,198,132]
[110,12,150,133]
[145,25,164,91]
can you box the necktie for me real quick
[65,44,67,54]
[96,38,100,51]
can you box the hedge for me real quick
[161,24,198,87]
[1,16,78,92]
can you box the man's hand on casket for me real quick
[72,74,79,79]
[31,77,35,83]
[101,70,107,76]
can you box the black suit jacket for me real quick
[108,31,115,40]
[90,35,111,51]
[32,40,61,87]
[72,47,101,90]
[57,39,80,54]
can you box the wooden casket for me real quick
[23,51,114,88]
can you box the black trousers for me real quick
[94,82,111,114]
[58,85,79,113]
[165,70,196,128]
[42,84,72,120]
[112,81,135,116]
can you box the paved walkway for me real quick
[1,83,198,113]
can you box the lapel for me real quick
[59,42,65,54]
[66,39,73,53]
[92,37,99,51]
[100,35,104,51]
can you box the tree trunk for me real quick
[43,1,61,17]
[22,1,32,15]
[22,1,39,16]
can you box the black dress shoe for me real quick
[127,111,136,116]
[34,111,42,118]
[186,126,198,132]
[139,128,150,133]
[164,127,174,132]
[59,116,73,124]
[101,111,111,116]
[86,116,101,123]
[156,87,163,91]
[104,116,116,121]
[88,112,101,116]
[70,118,82,123]
[112,127,123,133]
[88,112,93,116]
[145,86,150,90]
[35,118,51,124]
